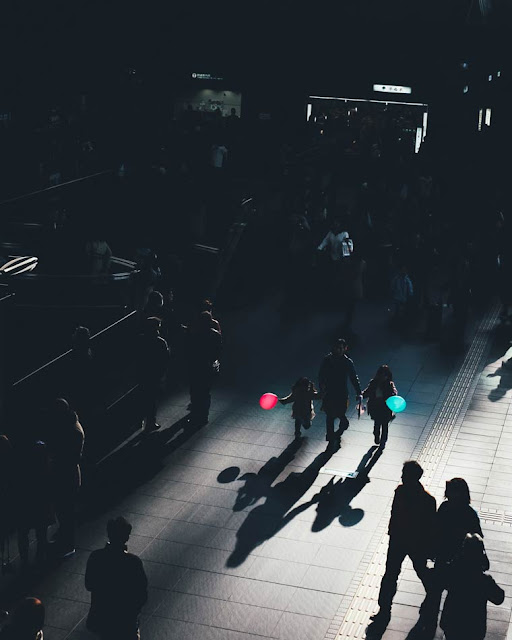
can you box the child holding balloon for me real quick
[362,365,397,446]
[279,377,320,438]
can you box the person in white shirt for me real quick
[211,143,228,169]
[317,220,352,262]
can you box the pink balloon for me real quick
[260,393,278,410]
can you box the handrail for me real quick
[12,309,138,388]
[0,170,114,207]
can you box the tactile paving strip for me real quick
[329,303,501,640]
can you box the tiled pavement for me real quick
[4,299,512,640]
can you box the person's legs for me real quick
[294,419,302,438]
[418,563,444,634]
[326,415,336,441]
[375,539,407,618]
[55,492,77,553]
[373,421,381,444]
[380,421,389,446]
[190,372,213,423]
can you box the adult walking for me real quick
[440,533,504,640]
[362,365,397,447]
[188,311,222,425]
[417,477,485,638]
[46,398,84,558]
[136,317,170,432]
[370,461,436,630]
[85,516,148,640]
[318,338,362,446]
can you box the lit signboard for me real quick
[373,84,412,95]
[191,73,224,81]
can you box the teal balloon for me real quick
[386,395,407,413]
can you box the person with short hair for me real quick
[85,516,148,640]
[370,461,436,629]
[318,338,361,446]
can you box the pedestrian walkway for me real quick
[5,298,512,640]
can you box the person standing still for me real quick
[318,338,362,446]
[136,317,170,432]
[370,461,436,630]
[85,517,148,640]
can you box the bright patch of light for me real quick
[463,85,469,93]
[306,103,312,121]
[478,109,483,131]
[485,108,492,126]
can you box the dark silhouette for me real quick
[319,338,362,446]
[85,516,148,640]
[227,447,335,567]
[16,441,54,566]
[440,534,504,640]
[311,446,382,531]
[46,398,85,557]
[369,461,436,631]
[68,325,98,419]
[0,597,45,640]
[417,477,485,638]
[136,316,170,432]
[0,435,14,573]
[279,377,320,438]
[187,310,222,425]
[362,365,397,446]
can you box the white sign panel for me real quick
[373,84,412,94]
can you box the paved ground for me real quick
[3,296,512,640]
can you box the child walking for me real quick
[362,365,397,446]
[280,377,320,438]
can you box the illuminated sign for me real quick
[191,73,223,81]
[373,84,412,95]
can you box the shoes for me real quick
[295,431,302,439]
[374,434,380,445]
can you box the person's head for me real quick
[293,377,312,392]
[72,326,90,351]
[331,218,342,233]
[9,597,45,636]
[231,108,236,116]
[199,298,214,314]
[375,365,392,382]
[460,533,487,570]
[401,460,423,484]
[147,290,164,310]
[144,316,161,336]
[53,397,70,415]
[332,338,348,356]
[399,264,408,276]
[107,516,132,546]
[445,477,471,504]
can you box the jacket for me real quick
[388,482,437,551]
[434,501,483,563]
[280,387,320,421]
[319,353,361,416]
[362,379,397,422]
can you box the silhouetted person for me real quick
[85,516,148,640]
[362,365,397,446]
[68,326,98,419]
[440,533,504,640]
[370,461,436,629]
[16,441,53,566]
[279,377,320,438]
[142,290,164,322]
[136,317,170,432]
[0,435,14,572]
[0,597,45,640]
[188,311,222,425]
[319,338,362,446]
[46,398,84,557]
[418,477,485,637]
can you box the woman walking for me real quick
[362,365,397,446]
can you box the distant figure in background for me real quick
[46,398,85,558]
[136,317,170,433]
[319,338,362,446]
[85,238,112,275]
[0,597,45,640]
[188,311,222,425]
[16,441,54,566]
[142,290,164,322]
[440,534,504,640]
[370,461,436,630]
[211,142,228,170]
[279,377,320,439]
[0,435,14,573]
[85,516,148,640]
[390,265,413,323]
[362,365,397,447]
[341,250,366,333]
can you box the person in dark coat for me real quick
[440,533,504,640]
[16,441,54,566]
[279,377,320,438]
[46,398,85,558]
[136,317,170,432]
[85,516,148,640]
[0,597,45,640]
[370,461,436,629]
[188,311,222,425]
[318,338,362,445]
[418,477,485,637]
[362,364,397,446]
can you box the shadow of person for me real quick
[226,445,335,567]
[487,361,512,402]
[311,445,382,532]
[230,438,303,512]
[365,620,387,639]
